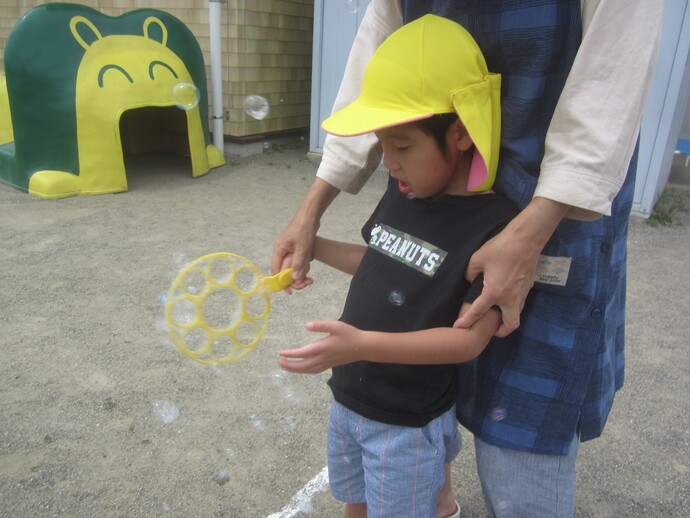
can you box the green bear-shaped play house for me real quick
[0,3,225,198]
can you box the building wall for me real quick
[0,0,314,140]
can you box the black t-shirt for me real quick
[328,183,518,427]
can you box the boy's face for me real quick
[376,121,468,199]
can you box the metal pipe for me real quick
[209,0,224,152]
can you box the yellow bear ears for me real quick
[70,16,168,50]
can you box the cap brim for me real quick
[322,101,435,137]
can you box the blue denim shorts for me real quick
[327,398,460,517]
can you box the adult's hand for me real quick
[271,178,340,292]
[455,197,570,336]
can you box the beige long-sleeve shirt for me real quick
[316,0,662,219]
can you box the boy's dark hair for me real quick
[414,113,459,153]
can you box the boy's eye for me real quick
[396,146,409,152]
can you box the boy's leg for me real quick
[437,415,463,518]
[344,503,367,518]
[327,399,366,507]
[360,407,457,517]
[436,464,460,518]
[474,432,580,518]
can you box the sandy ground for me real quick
[0,145,688,517]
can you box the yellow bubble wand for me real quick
[164,253,300,365]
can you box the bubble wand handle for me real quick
[259,266,309,293]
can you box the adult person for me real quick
[272,1,662,516]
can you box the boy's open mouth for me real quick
[397,179,413,195]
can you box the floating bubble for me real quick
[182,268,206,295]
[172,82,200,110]
[172,253,191,268]
[388,290,406,306]
[244,94,270,120]
[214,471,231,485]
[269,370,305,405]
[151,400,180,424]
[490,407,507,421]
[171,298,196,325]
[154,315,168,334]
[247,414,267,430]
[185,328,208,352]
[345,0,358,14]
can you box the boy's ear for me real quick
[453,119,474,152]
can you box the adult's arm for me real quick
[536,0,663,219]
[272,0,403,279]
[458,0,663,335]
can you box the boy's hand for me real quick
[286,275,314,292]
[278,321,362,374]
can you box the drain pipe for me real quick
[209,0,224,152]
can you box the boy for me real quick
[279,15,517,518]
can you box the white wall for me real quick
[309,0,372,153]
[634,0,690,215]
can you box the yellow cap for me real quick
[322,15,501,191]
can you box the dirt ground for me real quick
[0,145,688,517]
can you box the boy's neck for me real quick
[438,149,493,197]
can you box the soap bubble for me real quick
[247,414,267,431]
[171,298,196,325]
[172,82,200,110]
[388,290,405,306]
[345,0,358,14]
[154,314,168,334]
[244,94,270,120]
[269,370,304,405]
[490,407,507,421]
[172,253,191,268]
[151,400,180,424]
[284,416,297,430]
[214,471,230,485]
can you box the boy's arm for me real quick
[313,236,366,275]
[281,236,366,292]
[278,303,500,374]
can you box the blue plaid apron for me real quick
[403,0,634,454]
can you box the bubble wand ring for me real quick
[164,253,299,365]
